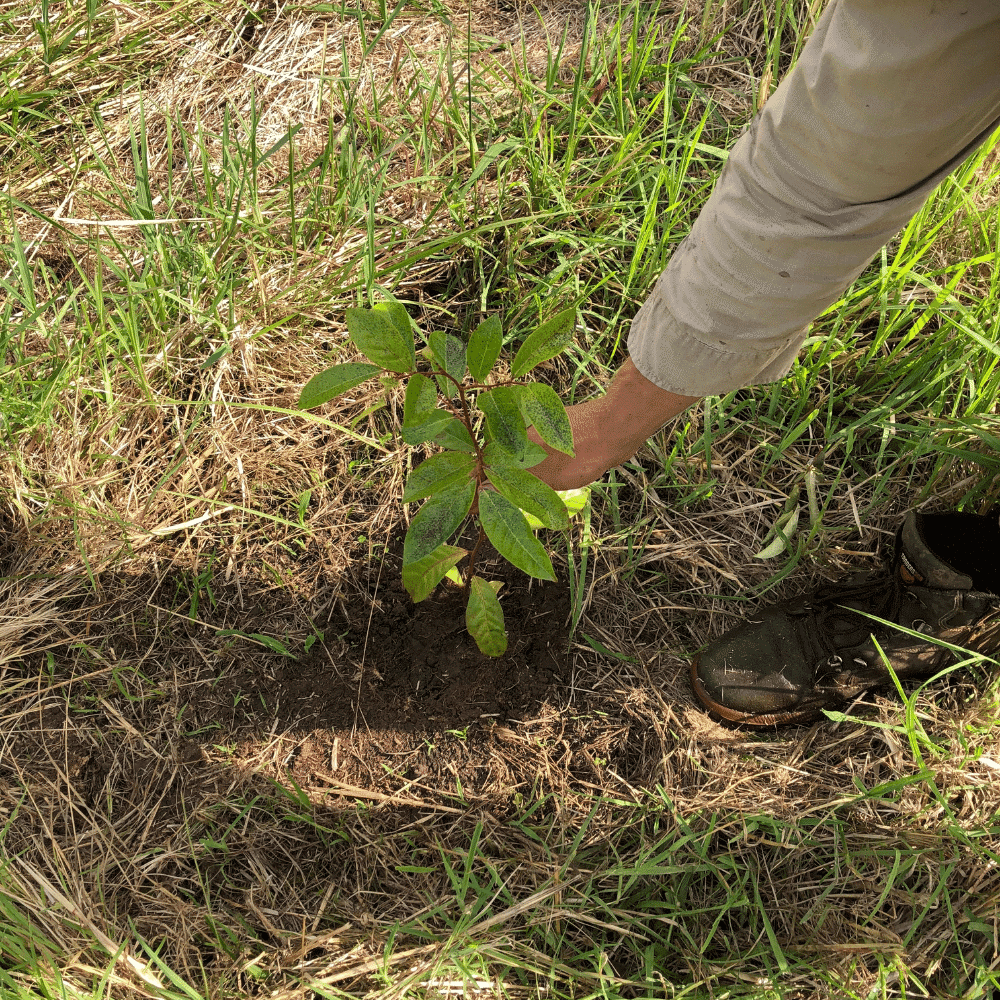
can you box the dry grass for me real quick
[1,0,999,997]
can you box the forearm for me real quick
[529,359,700,491]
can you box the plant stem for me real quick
[464,525,487,593]
[455,380,486,469]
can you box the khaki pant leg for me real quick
[627,0,1000,397]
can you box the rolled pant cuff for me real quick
[627,269,807,397]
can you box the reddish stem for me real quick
[464,525,487,594]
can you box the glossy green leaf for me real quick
[403,452,476,503]
[429,330,467,384]
[402,374,450,444]
[516,382,574,456]
[403,480,476,565]
[486,462,568,529]
[477,490,555,581]
[297,362,380,410]
[522,486,591,529]
[467,315,502,382]
[346,305,415,373]
[402,543,467,602]
[466,576,507,656]
[483,439,548,470]
[433,417,477,453]
[510,307,575,378]
[478,386,528,460]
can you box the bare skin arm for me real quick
[528,358,701,491]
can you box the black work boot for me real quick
[691,511,1000,726]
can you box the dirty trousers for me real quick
[627,0,1000,397]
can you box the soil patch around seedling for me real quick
[207,539,626,805]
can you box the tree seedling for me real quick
[297,302,588,656]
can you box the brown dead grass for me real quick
[1,0,999,997]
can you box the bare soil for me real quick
[189,537,666,809]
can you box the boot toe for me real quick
[692,615,816,723]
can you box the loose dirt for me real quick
[207,539,649,806]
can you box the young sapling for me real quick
[297,302,588,655]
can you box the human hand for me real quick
[527,359,700,491]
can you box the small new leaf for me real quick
[298,362,380,410]
[486,462,568,529]
[467,316,502,382]
[466,576,507,656]
[403,480,476,565]
[403,452,476,503]
[510,308,575,378]
[478,490,556,581]
[347,306,415,373]
[478,386,528,460]
[516,383,574,456]
[402,543,467,602]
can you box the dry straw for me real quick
[1,0,998,997]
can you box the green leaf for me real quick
[483,439,547,470]
[402,543,467,602]
[477,490,555,581]
[510,307,575,378]
[478,386,528,460]
[403,374,450,445]
[522,486,590,530]
[403,452,476,503]
[460,139,519,195]
[200,345,232,369]
[486,462,568,529]
[253,634,295,656]
[467,316,502,382]
[403,480,476,565]
[372,300,412,338]
[429,330,467,384]
[433,418,477,453]
[297,362,381,410]
[346,305,415,373]
[216,630,295,656]
[404,373,436,421]
[516,383,574,456]
[753,506,800,560]
[466,576,507,656]
[560,486,591,516]
[404,410,452,445]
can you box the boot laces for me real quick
[808,570,904,664]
